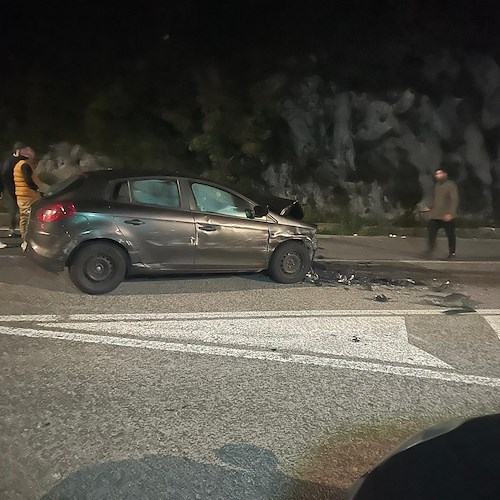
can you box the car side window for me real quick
[112,182,131,203]
[191,183,252,218]
[130,179,180,209]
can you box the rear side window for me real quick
[111,182,131,203]
[130,179,180,209]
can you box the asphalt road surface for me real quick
[1,234,500,499]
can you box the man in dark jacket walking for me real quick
[422,167,459,259]
[0,141,26,237]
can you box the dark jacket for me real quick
[1,154,26,198]
[429,180,459,220]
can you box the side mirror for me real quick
[253,205,268,218]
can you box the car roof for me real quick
[83,169,178,181]
[83,168,260,192]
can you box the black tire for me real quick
[268,241,311,284]
[68,242,127,295]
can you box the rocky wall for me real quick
[268,51,500,223]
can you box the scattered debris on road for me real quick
[424,292,478,309]
[305,263,425,290]
[430,280,452,292]
[305,262,482,312]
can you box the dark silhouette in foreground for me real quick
[42,443,344,499]
[350,413,500,500]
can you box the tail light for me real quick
[37,202,76,222]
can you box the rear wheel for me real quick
[268,241,311,284]
[68,242,127,295]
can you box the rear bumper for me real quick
[26,241,66,273]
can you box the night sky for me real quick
[3,1,500,80]
[2,0,500,155]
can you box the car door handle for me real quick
[124,219,145,225]
[198,224,217,232]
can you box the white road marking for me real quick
[42,316,450,368]
[0,324,499,387]
[1,309,500,323]
[317,258,500,266]
[484,316,500,340]
[1,311,499,386]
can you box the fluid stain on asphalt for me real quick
[297,418,439,493]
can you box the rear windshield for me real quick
[43,175,85,198]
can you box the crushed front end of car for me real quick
[265,197,317,261]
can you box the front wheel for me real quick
[68,242,127,295]
[268,241,311,284]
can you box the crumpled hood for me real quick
[267,197,304,220]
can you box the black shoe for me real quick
[421,250,433,259]
[446,253,456,260]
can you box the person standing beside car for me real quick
[13,146,41,240]
[0,141,26,237]
[421,167,459,259]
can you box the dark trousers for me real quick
[428,219,456,254]
[1,191,18,230]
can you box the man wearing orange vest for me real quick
[13,146,41,240]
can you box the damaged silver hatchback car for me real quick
[26,170,317,294]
